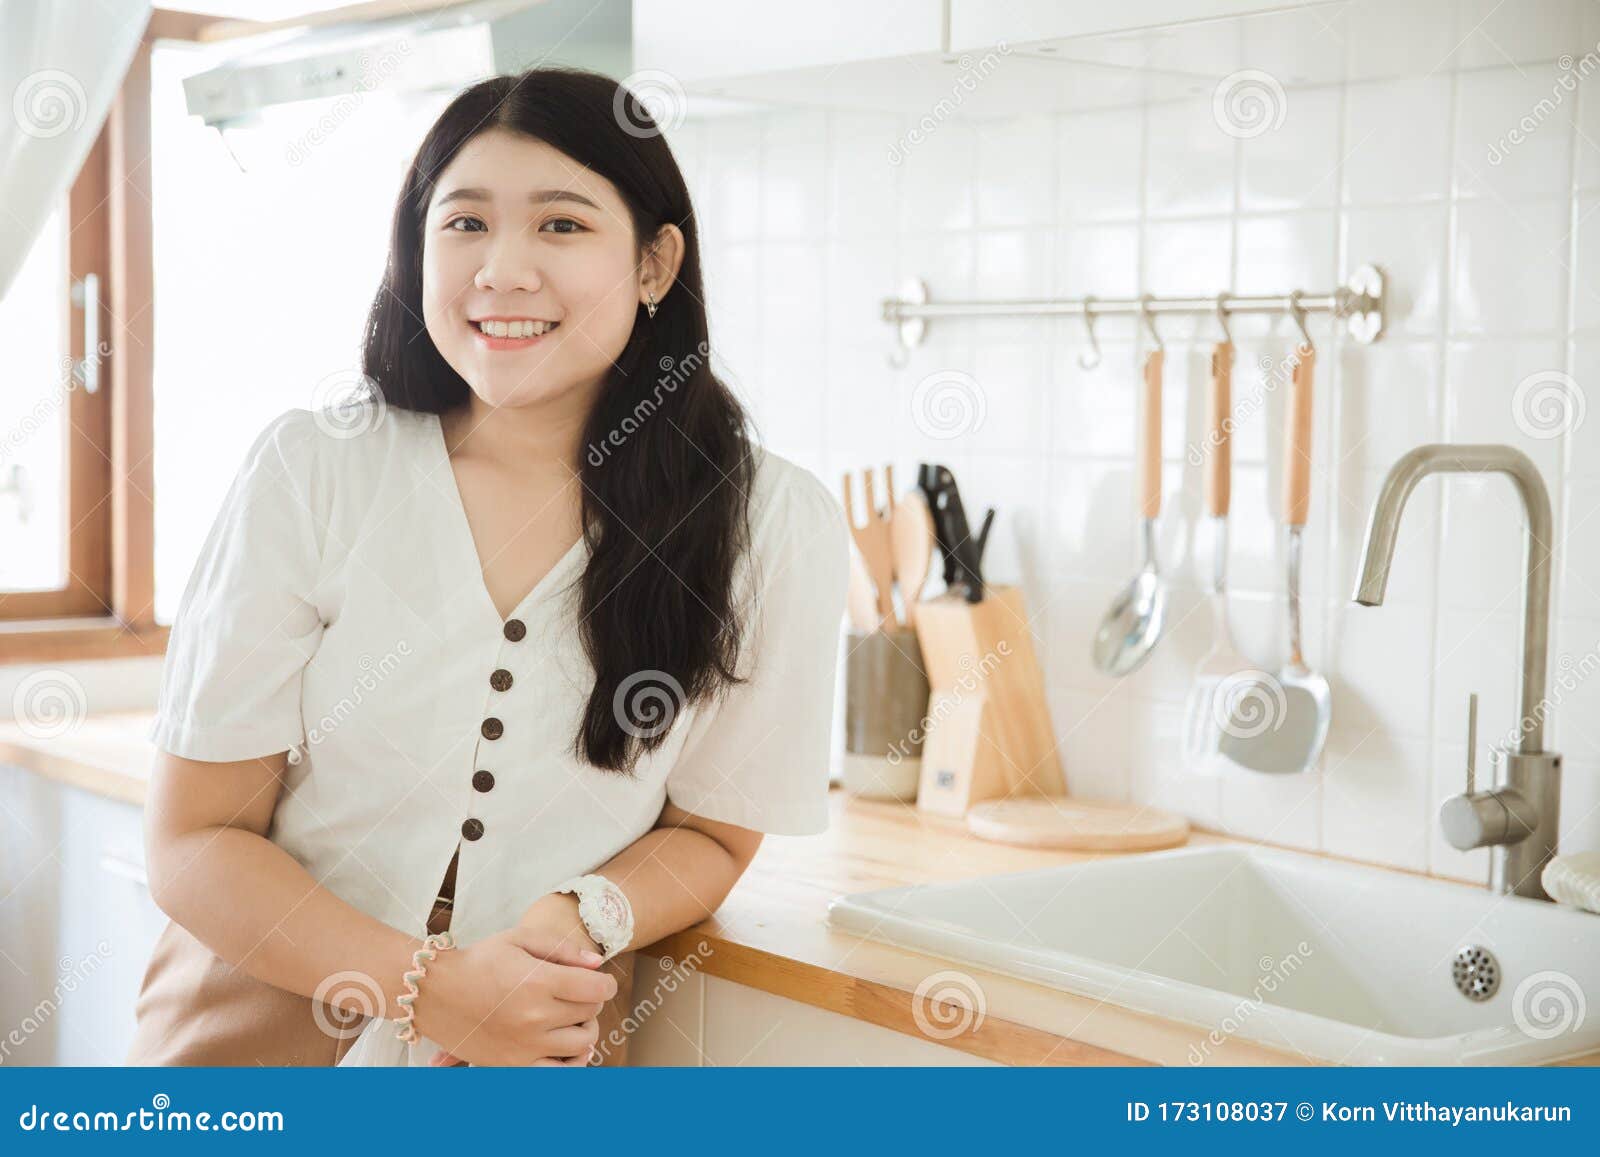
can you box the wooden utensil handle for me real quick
[1283,343,1316,528]
[1139,349,1163,519]
[1207,341,1233,518]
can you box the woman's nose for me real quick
[474,234,544,294]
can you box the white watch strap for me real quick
[553,874,634,960]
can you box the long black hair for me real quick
[361,67,757,775]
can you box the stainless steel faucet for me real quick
[1353,444,1561,901]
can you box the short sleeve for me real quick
[147,408,328,763]
[664,457,850,836]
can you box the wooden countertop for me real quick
[3,711,1595,1067]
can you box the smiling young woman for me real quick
[128,67,850,1068]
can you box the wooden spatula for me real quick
[889,487,935,628]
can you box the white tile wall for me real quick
[667,27,1600,881]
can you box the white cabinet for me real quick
[626,953,1000,1065]
[0,765,168,1066]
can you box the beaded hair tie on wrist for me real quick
[394,930,457,1044]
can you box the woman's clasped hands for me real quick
[410,922,616,1066]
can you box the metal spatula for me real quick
[1220,341,1331,774]
[1183,339,1251,768]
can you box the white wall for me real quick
[669,28,1600,880]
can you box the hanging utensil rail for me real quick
[883,263,1386,357]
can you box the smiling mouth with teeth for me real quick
[473,319,560,339]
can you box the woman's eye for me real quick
[541,217,584,235]
[446,216,485,233]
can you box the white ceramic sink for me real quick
[827,844,1600,1065]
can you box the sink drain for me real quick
[1451,945,1501,1001]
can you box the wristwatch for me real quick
[552,874,635,960]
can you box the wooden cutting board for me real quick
[964,797,1189,852]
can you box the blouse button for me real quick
[481,717,504,741]
[461,818,485,841]
[472,770,495,793]
[503,619,526,642]
[490,668,513,692]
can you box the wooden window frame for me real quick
[0,8,243,663]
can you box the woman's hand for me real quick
[411,925,615,1067]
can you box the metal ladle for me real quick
[1092,299,1168,676]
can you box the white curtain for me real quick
[0,0,151,301]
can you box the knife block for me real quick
[911,584,1064,817]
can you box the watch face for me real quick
[595,890,628,926]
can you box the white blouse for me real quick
[147,404,850,1066]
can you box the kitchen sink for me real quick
[826,844,1600,1065]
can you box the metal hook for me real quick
[1287,289,1314,353]
[1215,293,1233,346]
[1076,295,1102,369]
[1139,294,1164,354]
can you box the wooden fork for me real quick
[841,466,897,629]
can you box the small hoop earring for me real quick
[645,291,658,319]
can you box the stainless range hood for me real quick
[182,0,631,128]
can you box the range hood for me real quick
[182,0,631,128]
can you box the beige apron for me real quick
[126,850,636,1066]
